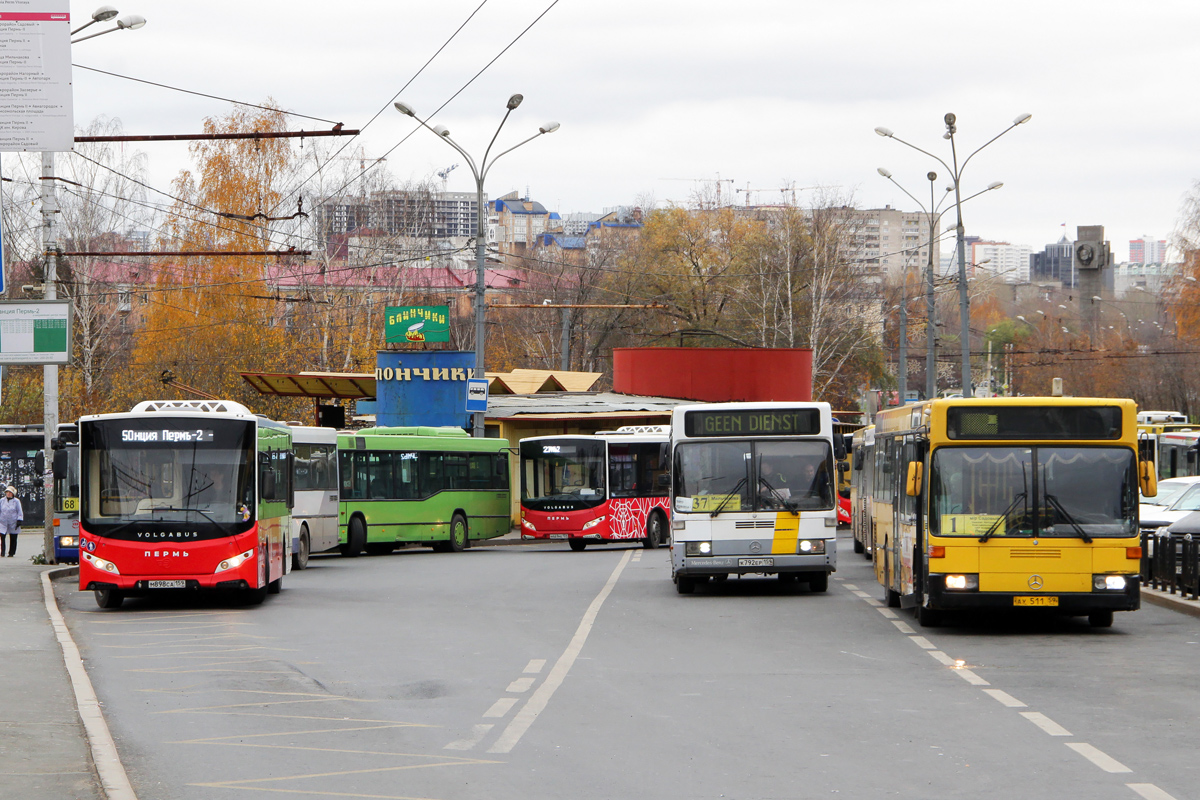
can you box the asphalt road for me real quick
[55,535,1199,800]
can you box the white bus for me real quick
[289,426,340,570]
[669,402,843,594]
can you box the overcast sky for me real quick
[58,0,1200,262]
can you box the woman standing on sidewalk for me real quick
[0,486,23,558]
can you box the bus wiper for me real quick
[758,477,799,515]
[1044,494,1092,543]
[147,507,235,537]
[979,492,1026,543]
[710,476,748,518]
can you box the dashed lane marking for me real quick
[953,668,989,686]
[483,698,518,718]
[876,607,899,619]
[1021,712,1072,737]
[506,677,535,693]
[891,620,916,634]
[979,690,1027,705]
[1127,783,1180,800]
[523,659,546,674]
[445,724,494,751]
[909,636,937,650]
[1067,742,1132,773]
[487,549,633,754]
[927,650,956,666]
[841,583,859,590]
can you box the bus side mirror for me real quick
[834,434,847,461]
[839,461,849,476]
[906,461,923,497]
[1140,461,1157,497]
[656,473,670,488]
[52,449,68,480]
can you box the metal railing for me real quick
[1141,529,1200,600]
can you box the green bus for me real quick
[337,426,512,556]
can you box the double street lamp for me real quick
[395,96,559,437]
[876,168,1001,400]
[875,112,1031,394]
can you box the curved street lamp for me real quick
[876,167,1001,399]
[876,112,1031,394]
[71,8,146,43]
[395,96,559,436]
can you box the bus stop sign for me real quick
[465,379,489,413]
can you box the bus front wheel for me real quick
[94,587,123,609]
[1088,610,1114,628]
[292,525,310,571]
[675,575,695,594]
[643,512,664,549]
[447,514,468,552]
[916,602,942,628]
[568,539,586,552]
[342,517,366,558]
[807,572,829,593]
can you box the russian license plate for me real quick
[548,534,568,540]
[147,580,186,589]
[1013,595,1058,607]
[738,557,774,568]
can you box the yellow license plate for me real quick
[1013,596,1058,607]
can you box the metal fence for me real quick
[1141,529,1200,600]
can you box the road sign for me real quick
[0,301,71,364]
[0,1,73,152]
[465,378,489,413]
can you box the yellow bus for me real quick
[870,397,1155,628]
[849,425,875,558]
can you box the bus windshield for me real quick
[521,439,606,509]
[930,446,1136,538]
[82,418,256,532]
[674,440,834,513]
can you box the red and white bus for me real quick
[77,400,292,609]
[520,426,671,551]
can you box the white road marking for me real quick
[1067,742,1131,772]
[851,590,872,598]
[506,677,535,693]
[443,723,494,751]
[1127,784,1180,800]
[482,698,518,718]
[877,608,898,619]
[909,636,937,650]
[1022,711,1072,736]
[954,668,989,686]
[892,621,916,634]
[488,549,633,754]
[928,650,956,666]
[523,659,546,674]
[983,689,1026,707]
[863,597,883,607]
[841,583,859,590]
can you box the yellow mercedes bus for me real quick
[872,397,1155,628]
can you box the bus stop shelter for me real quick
[240,371,376,426]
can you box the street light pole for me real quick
[875,111,1031,395]
[395,97,559,437]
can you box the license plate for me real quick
[548,534,568,540]
[1013,595,1058,607]
[148,580,186,589]
[738,557,774,568]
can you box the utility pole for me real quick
[41,151,58,562]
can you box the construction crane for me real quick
[660,174,736,207]
[736,183,828,207]
[437,163,458,191]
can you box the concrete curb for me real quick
[41,567,138,800]
[1141,584,1200,620]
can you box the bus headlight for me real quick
[944,574,978,591]
[59,536,77,548]
[216,549,255,574]
[82,551,120,575]
[797,539,826,554]
[1094,575,1127,591]
[522,519,537,531]
[581,516,606,530]
[685,541,713,556]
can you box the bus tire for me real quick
[292,525,310,571]
[853,538,864,554]
[885,588,901,608]
[568,539,586,552]
[807,572,829,593]
[448,514,468,552]
[643,512,664,549]
[1088,610,1114,628]
[916,602,942,628]
[342,517,366,558]
[675,575,695,594]
[268,571,283,594]
[94,587,124,609]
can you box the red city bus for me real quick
[520,426,671,551]
[77,400,292,609]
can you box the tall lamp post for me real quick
[38,7,145,563]
[875,112,1031,394]
[876,168,1001,399]
[395,97,559,437]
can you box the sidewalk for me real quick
[0,534,102,799]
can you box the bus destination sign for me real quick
[684,409,820,438]
[121,429,214,444]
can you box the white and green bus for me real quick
[337,426,511,556]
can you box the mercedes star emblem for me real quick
[1028,574,1044,590]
